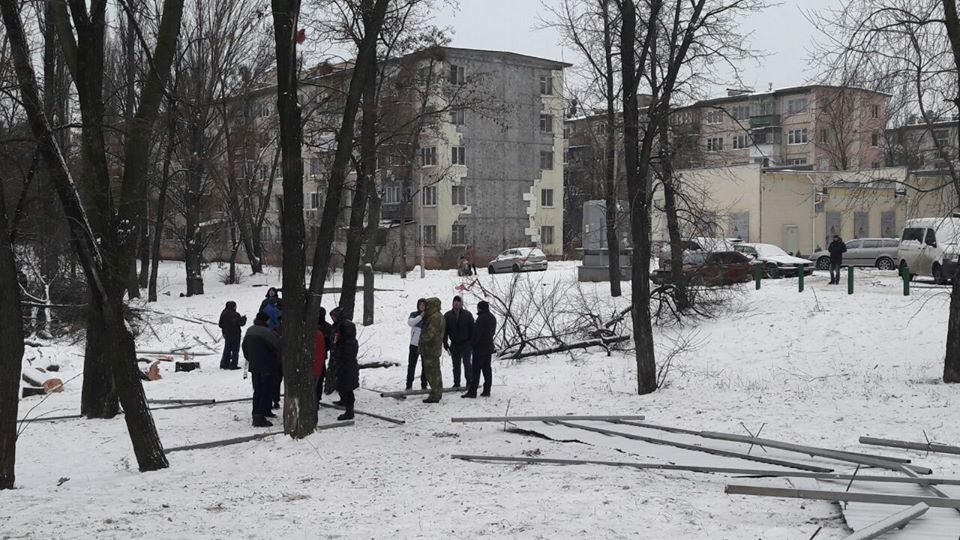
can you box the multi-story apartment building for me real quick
[676,85,890,171]
[886,118,959,171]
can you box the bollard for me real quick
[902,266,910,296]
[798,264,805,292]
[754,264,762,290]
[847,266,854,295]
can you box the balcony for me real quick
[749,114,781,129]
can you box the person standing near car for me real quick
[443,295,474,389]
[828,235,847,285]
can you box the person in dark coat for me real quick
[463,300,497,398]
[242,312,282,427]
[828,235,847,285]
[218,301,247,370]
[327,307,359,421]
[443,295,474,389]
[406,299,428,390]
[314,307,333,406]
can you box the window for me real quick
[309,158,320,177]
[934,129,949,148]
[540,225,554,245]
[540,74,553,95]
[706,137,724,152]
[423,225,437,246]
[451,109,465,125]
[451,146,466,165]
[449,64,465,85]
[871,132,880,147]
[541,188,554,207]
[732,105,750,121]
[787,98,808,114]
[310,192,319,209]
[882,239,899,248]
[540,114,554,133]
[705,109,724,124]
[846,240,861,250]
[925,229,937,246]
[540,151,554,170]
[820,129,828,143]
[862,240,882,249]
[732,134,751,149]
[420,146,437,167]
[788,158,808,166]
[787,128,808,145]
[421,185,437,206]
[384,185,402,205]
[451,185,466,206]
[259,101,271,118]
[451,224,467,245]
[901,228,923,243]
[871,104,880,119]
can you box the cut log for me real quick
[724,484,960,509]
[452,415,646,423]
[358,361,400,370]
[841,503,929,540]
[553,421,833,473]
[147,399,216,405]
[451,454,960,485]
[21,366,63,393]
[504,335,631,360]
[860,436,960,456]
[380,387,462,398]
[175,361,200,372]
[318,402,405,425]
[166,420,353,453]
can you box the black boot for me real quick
[337,408,355,421]
[252,415,273,427]
[423,396,440,403]
[332,399,343,406]
[264,411,277,418]
[480,388,491,397]
[461,390,477,398]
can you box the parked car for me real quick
[898,217,960,283]
[657,237,742,271]
[487,247,548,274]
[733,243,814,278]
[652,250,754,286]
[810,238,899,271]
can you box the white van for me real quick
[897,217,960,282]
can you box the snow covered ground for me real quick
[3,260,959,539]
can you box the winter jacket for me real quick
[443,307,474,348]
[408,311,424,347]
[242,323,282,374]
[828,239,847,263]
[329,318,359,393]
[261,299,281,331]
[218,307,247,342]
[419,298,445,358]
[313,329,327,379]
[472,307,497,356]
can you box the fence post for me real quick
[362,263,375,326]
[754,264,762,290]
[798,264,805,292]
[847,266,854,295]
[902,266,910,296]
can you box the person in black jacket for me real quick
[463,300,496,398]
[242,312,282,427]
[443,295,475,389]
[828,235,847,285]
[327,307,359,421]
[218,301,247,370]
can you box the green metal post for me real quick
[798,264,805,292]
[847,266,854,295]
[754,264,761,290]
[902,267,910,296]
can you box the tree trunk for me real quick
[601,0,621,297]
[149,101,176,303]
[138,203,150,288]
[271,0,317,438]
[659,115,690,312]
[363,187,382,267]
[0,183,24,490]
[945,278,960,382]
[123,4,140,300]
[620,0,657,395]
[2,0,169,470]
[340,52,379,320]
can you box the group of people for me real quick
[217,287,360,428]
[406,295,497,401]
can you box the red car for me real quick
[653,251,754,286]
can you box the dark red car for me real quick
[653,251,755,286]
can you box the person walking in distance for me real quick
[406,299,428,390]
[419,297,445,403]
[828,235,847,285]
[218,301,247,370]
[242,312,281,427]
[463,300,496,398]
[327,307,359,421]
[443,295,475,390]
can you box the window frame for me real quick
[540,225,554,245]
[706,136,724,152]
[451,223,467,246]
[539,113,554,134]
[541,188,555,208]
[421,185,437,207]
[451,185,466,206]
[787,128,808,145]
[451,146,466,166]
[540,150,554,170]
[423,225,437,246]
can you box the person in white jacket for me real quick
[406,298,427,390]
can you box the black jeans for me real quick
[830,261,842,284]
[469,351,492,394]
[251,371,277,417]
[406,345,427,389]
[450,342,473,388]
[339,389,355,411]
[220,338,240,368]
[272,371,283,405]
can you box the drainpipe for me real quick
[806,173,817,254]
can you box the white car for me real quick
[487,247,548,274]
[734,243,814,278]
[898,217,960,283]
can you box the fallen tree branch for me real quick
[358,360,400,369]
[502,335,631,360]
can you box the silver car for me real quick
[487,247,548,274]
[811,238,899,271]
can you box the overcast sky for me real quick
[433,0,837,101]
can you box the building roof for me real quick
[690,84,892,107]
[434,46,572,69]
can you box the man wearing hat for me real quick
[242,312,282,427]
[443,295,475,390]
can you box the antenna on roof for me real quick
[768,82,773,92]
